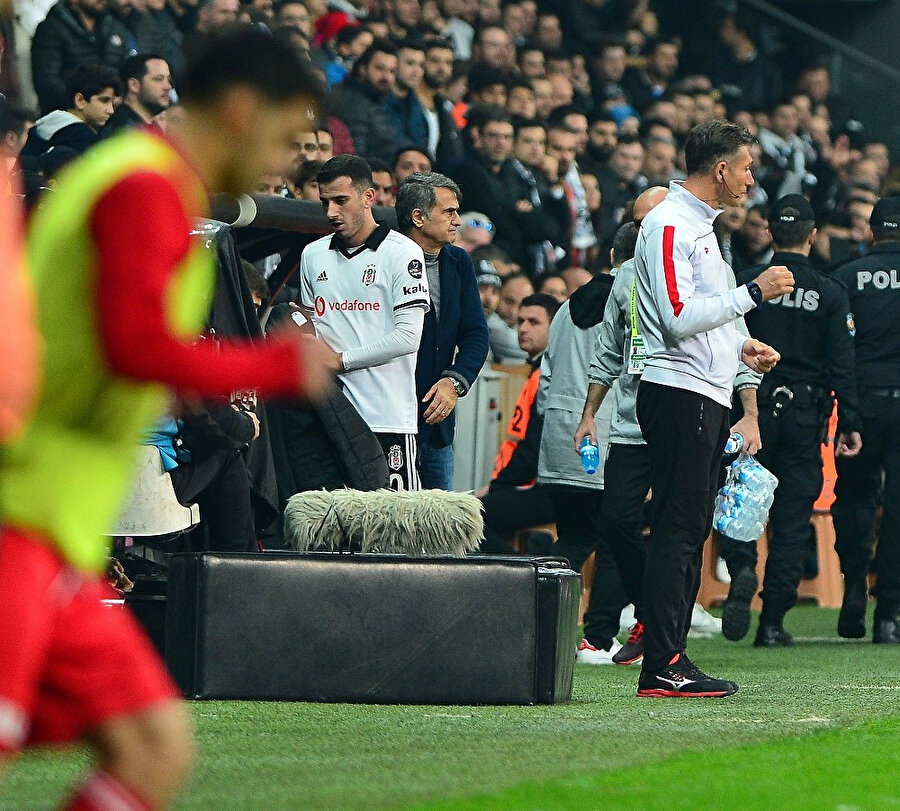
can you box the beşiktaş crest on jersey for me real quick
[362,264,377,286]
[387,444,403,470]
[407,258,423,279]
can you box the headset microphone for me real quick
[720,171,742,200]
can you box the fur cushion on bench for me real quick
[283,488,484,556]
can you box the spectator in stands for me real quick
[471,23,513,70]
[293,158,324,200]
[385,0,422,42]
[476,262,501,320]
[536,272,567,302]
[367,156,395,206]
[478,293,560,553]
[317,126,335,160]
[471,242,518,278]
[517,43,545,80]
[465,62,509,111]
[386,40,428,149]
[580,109,618,175]
[0,104,34,192]
[547,118,599,268]
[596,133,647,245]
[30,0,133,114]
[731,203,774,272]
[416,37,463,168]
[321,24,373,88]
[21,62,121,168]
[489,271,532,363]
[507,80,538,122]
[327,38,404,164]
[449,106,557,273]
[533,11,563,52]
[394,143,432,185]
[397,171,489,489]
[141,0,185,85]
[714,200,748,269]
[299,154,429,491]
[710,9,781,113]
[100,53,171,139]
[621,36,680,114]
[757,100,812,200]
[440,0,475,59]
[455,210,494,253]
[590,36,628,109]
[531,75,555,121]
[642,135,677,185]
[275,1,313,37]
[561,265,592,295]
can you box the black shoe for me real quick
[722,567,758,641]
[753,623,794,647]
[838,578,868,639]
[637,653,738,698]
[873,618,900,644]
[613,621,644,665]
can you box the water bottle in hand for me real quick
[580,437,600,475]
[724,432,743,454]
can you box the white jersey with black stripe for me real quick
[300,224,428,433]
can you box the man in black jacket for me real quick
[100,52,172,139]
[31,0,134,114]
[396,171,489,490]
[831,195,900,644]
[720,194,862,647]
[448,106,559,275]
[327,39,405,165]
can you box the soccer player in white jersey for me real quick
[300,154,430,490]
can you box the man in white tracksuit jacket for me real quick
[631,120,794,698]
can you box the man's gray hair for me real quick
[395,171,462,234]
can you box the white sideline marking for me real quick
[836,684,900,691]
[728,716,831,725]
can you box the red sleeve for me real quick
[92,171,305,398]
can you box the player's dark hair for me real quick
[180,25,324,107]
[317,153,373,193]
[684,119,755,175]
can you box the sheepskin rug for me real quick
[283,488,484,556]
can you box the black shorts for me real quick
[376,433,421,491]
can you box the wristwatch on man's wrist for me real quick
[446,377,466,396]
[746,281,764,306]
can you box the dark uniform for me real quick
[831,217,900,641]
[722,248,860,636]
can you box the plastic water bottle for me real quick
[724,432,744,454]
[713,455,778,542]
[580,437,600,475]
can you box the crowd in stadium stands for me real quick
[1,1,897,638]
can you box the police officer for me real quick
[831,196,900,644]
[721,194,862,647]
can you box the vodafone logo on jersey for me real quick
[315,295,381,315]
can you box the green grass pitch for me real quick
[2,605,898,810]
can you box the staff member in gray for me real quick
[632,120,793,698]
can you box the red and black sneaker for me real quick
[637,653,738,698]
[612,621,644,665]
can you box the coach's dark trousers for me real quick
[636,381,730,672]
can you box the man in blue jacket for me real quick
[397,172,490,489]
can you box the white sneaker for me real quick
[618,603,636,635]
[688,603,722,637]
[576,637,623,665]
[716,556,732,584]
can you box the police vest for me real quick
[0,130,214,572]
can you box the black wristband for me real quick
[746,281,763,306]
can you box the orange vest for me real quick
[492,366,540,481]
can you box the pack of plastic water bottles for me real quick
[713,454,779,542]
